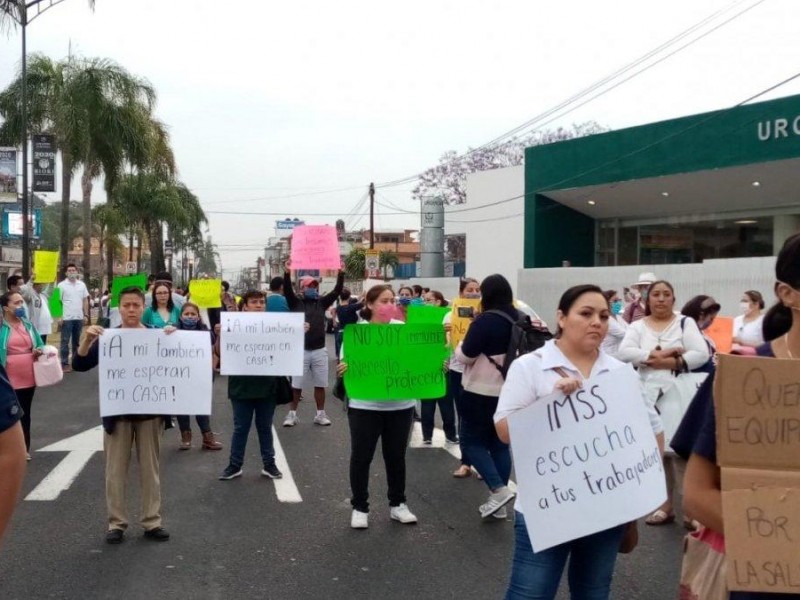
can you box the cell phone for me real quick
[457,306,475,319]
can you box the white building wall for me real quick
[446,165,524,294]
[517,257,776,327]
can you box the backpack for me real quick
[484,309,553,379]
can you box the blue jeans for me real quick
[506,512,625,600]
[177,414,211,433]
[228,398,276,468]
[459,390,511,490]
[449,370,470,466]
[60,319,83,366]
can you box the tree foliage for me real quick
[412,122,607,205]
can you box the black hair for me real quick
[242,289,265,306]
[269,276,284,292]
[6,275,23,289]
[397,286,413,296]
[119,286,145,303]
[222,280,230,292]
[178,302,209,330]
[480,274,513,312]
[360,284,393,321]
[763,232,800,340]
[340,288,352,302]
[681,295,720,323]
[412,285,423,297]
[0,291,22,308]
[743,289,765,309]
[459,278,479,294]
[644,280,676,317]
[422,287,430,294]
[555,284,605,338]
[66,262,78,270]
[427,290,448,307]
[602,290,618,307]
[154,271,173,282]
[151,282,175,312]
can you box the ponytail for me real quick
[762,302,792,342]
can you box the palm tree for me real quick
[379,250,399,279]
[0,53,160,275]
[344,247,366,280]
[193,236,220,277]
[92,202,126,288]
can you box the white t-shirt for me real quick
[57,279,89,320]
[600,315,627,359]
[494,340,663,516]
[733,314,764,347]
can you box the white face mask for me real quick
[739,301,751,315]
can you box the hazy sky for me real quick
[1,0,799,276]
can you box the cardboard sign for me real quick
[219,312,305,376]
[343,323,449,400]
[507,366,666,552]
[290,225,341,270]
[449,298,480,348]
[716,354,800,593]
[406,304,450,325]
[189,279,222,309]
[33,251,59,283]
[98,329,213,417]
[48,287,62,319]
[110,274,148,308]
[706,316,734,354]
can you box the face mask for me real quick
[303,289,319,300]
[375,304,396,323]
[641,290,649,302]
[611,300,624,315]
[398,297,411,306]
[180,317,198,329]
[13,307,25,318]
[463,293,481,300]
[67,273,78,280]
[739,301,751,315]
[410,297,425,306]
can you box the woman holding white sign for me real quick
[617,280,709,527]
[494,284,664,600]
[337,284,418,530]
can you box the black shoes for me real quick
[261,463,283,479]
[143,527,170,542]
[105,529,124,544]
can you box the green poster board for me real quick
[110,273,148,308]
[406,304,451,325]
[343,323,449,400]
[48,287,63,319]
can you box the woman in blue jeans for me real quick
[494,285,664,600]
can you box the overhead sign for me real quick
[32,134,56,192]
[716,354,800,594]
[219,312,305,376]
[508,366,666,552]
[98,329,213,417]
[0,147,16,201]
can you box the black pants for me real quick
[16,386,36,451]
[420,393,457,441]
[348,406,413,513]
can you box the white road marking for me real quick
[26,425,104,501]
[409,422,517,492]
[271,426,302,503]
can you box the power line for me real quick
[199,184,370,206]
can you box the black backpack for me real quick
[484,309,553,379]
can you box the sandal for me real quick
[452,465,472,478]
[645,509,675,526]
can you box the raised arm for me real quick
[283,269,299,309]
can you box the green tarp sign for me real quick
[343,323,449,400]
[110,273,148,308]
[48,287,62,319]
[406,304,450,325]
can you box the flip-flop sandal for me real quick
[645,509,675,526]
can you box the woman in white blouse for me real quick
[732,289,765,349]
[617,280,709,527]
[495,284,663,600]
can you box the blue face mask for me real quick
[180,317,198,329]
[398,297,411,306]
[411,297,425,306]
[13,307,25,318]
[611,300,624,315]
[303,289,319,300]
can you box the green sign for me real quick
[343,323,449,400]
[406,304,451,325]
[110,273,148,308]
[48,287,62,319]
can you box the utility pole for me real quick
[368,182,375,249]
[20,4,30,279]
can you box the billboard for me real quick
[3,208,42,239]
[0,148,17,202]
[32,134,56,192]
[275,218,305,239]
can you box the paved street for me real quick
[1,338,686,600]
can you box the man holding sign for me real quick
[73,287,179,544]
[494,285,665,599]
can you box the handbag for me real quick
[33,345,63,387]
[275,376,293,405]
[678,528,728,600]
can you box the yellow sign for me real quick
[34,251,59,283]
[189,279,222,308]
[449,298,481,348]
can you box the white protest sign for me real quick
[99,330,213,417]
[220,312,304,376]
[508,366,666,552]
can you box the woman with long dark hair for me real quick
[142,282,181,328]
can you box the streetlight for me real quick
[0,0,95,279]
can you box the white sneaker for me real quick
[351,510,369,529]
[283,411,299,427]
[314,411,332,426]
[390,503,418,524]
[479,486,515,518]
[492,506,508,520]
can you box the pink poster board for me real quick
[290,225,341,270]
